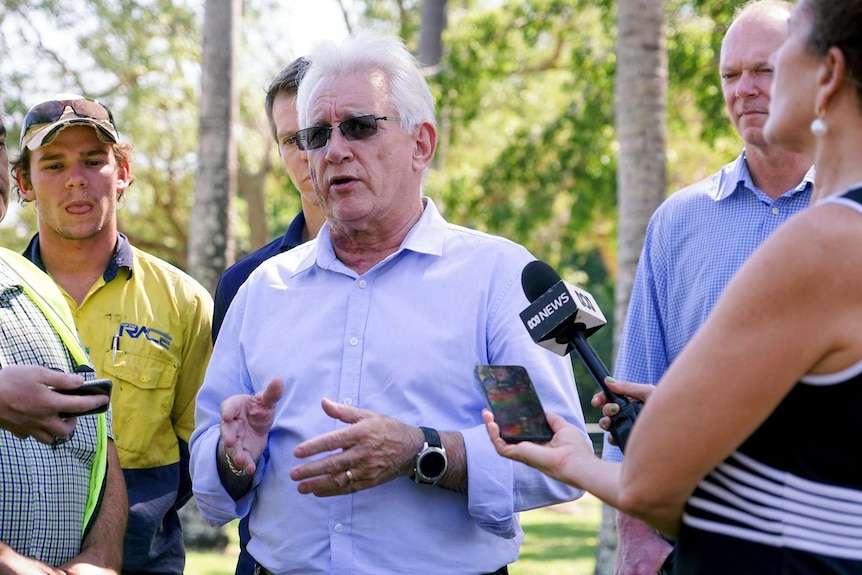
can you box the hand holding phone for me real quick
[475,365,553,443]
[54,378,112,418]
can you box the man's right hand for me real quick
[0,365,107,444]
[219,378,284,477]
[0,540,66,574]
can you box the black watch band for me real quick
[421,426,442,449]
[414,426,448,485]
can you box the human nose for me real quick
[323,126,352,163]
[65,164,87,188]
[735,72,759,98]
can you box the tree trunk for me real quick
[238,144,273,253]
[418,0,448,68]
[188,0,240,293]
[597,1,668,573]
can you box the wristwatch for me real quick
[413,426,448,485]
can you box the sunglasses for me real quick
[295,115,395,151]
[21,98,118,148]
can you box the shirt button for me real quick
[334,523,344,533]
[139,375,148,383]
[358,279,367,288]
[343,397,353,406]
[349,337,358,346]
[771,206,780,215]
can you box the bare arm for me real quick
[486,205,862,536]
[63,441,127,574]
[619,204,862,532]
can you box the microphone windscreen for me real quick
[521,260,562,303]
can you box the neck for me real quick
[329,201,424,275]
[810,119,862,203]
[745,145,811,200]
[37,230,116,305]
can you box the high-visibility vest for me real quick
[0,247,108,536]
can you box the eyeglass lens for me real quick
[296,115,390,151]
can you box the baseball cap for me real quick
[20,93,119,151]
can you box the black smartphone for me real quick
[54,378,113,417]
[475,365,553,443]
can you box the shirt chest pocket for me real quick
[100,349,179,465]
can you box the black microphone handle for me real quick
[570,331,627,406]
[570,330,643,452]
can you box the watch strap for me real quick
[419,426,442,449]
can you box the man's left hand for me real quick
[290,398,421,496]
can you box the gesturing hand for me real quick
[290,397,422,497]
[219,378,284,476]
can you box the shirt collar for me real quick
[299,196,446,276]
[716,150,814,202]
[24,232,133,282]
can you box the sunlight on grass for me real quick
[512,493,602,575]
[184,494,602,574]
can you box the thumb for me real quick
[259,378,284,408]
[320,396,364,424]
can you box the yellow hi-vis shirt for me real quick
[47,243,213,469]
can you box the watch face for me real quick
[419,450,446,479]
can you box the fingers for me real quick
[591,378,654,417]
[605,378,655,402]
[38,368,86,391]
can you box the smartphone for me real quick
[475,365,553,443]
[54,378,113,417]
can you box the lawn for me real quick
[185,493,602,574]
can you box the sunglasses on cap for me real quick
[294,115,396,151]
[20,97,118,151]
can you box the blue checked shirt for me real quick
[0,258,107,567]
[604,153,814,462]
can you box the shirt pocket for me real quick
[101,350,178,467]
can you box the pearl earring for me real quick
[810,107,828,137]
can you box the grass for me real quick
[185,494,602,574]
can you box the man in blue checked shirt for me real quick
[604,2,814,574]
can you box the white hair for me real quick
[296,31,437,133]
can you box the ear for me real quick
[115,157,131,192]
[411,121,437,172]
[816,46,847,111]
[14,168,35,202]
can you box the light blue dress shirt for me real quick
[190,198,587,574]
[605,153,814,463]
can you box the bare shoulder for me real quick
[760,201,862,371]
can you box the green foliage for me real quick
[431,0,616,270]
[0,0,745,314]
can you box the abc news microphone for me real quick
[519,260,642,451]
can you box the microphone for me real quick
[519,260,642,451]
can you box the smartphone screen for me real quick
[475,365,553,443]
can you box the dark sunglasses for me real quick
[295,115,395,151]
[21,98,117,148]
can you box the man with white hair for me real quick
[190,32,589,575]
